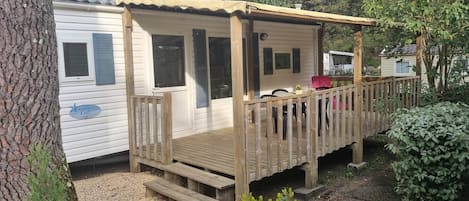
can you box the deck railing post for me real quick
[161,92,173,165]
[305,93,318,188]
[351,25,364,165]
[231,12,249,201]
[122,6,139,172]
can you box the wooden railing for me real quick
[362,76,421,137]
[330,76,403,87]
[130,93,172,164]
[313,85,357,157]
[330,76,354,87]
[239,76,421,182]
[243,93,312,181]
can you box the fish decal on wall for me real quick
[69,104,101,120]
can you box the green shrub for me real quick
[442,84,469,105]
[242,188,296,201]
[419,85,440,106]
[27,144,67,201]
[386,102,469,201]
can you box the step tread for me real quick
[164,162,235,190]
[144,177,218,201]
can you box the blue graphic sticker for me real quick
[69,104,101,120]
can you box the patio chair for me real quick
[272,88,306,119]
[260,94,284,136]
[311,76,331,133]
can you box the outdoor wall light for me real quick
[260,33,269,41]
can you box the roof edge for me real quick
[53,1,124,13]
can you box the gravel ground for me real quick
[71,161,163,201]
[74,171,159,201]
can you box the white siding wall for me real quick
[381,55,428,83]
[255,21,317,94]
[132,10,318,137]
[381,56,418,77]
[54,8,128,162]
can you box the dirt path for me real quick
[315,168,399,201]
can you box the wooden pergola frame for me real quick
[118,1,424,199]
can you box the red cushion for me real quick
[311,76,332,89]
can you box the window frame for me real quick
[57,32,95,82]
[151,34,186,88]
[395,60,411,74]
[274,51,292,71]
[208,37,233,100]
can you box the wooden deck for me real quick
[130,77,421,200]
[169,110,384,182]
[134,109,386,182]
[170,127,307,182]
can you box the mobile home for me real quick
[54,0,127,163]
[54,1,421,200]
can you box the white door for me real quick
[151,34,193,134]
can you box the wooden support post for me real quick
[352,25,364,165]
[216,188,236,201]
[231,13,249,200]
[123,6,139,172]
[317,24,324,76]
[247,18,255,100]
[305,94,318,188]
[161,92,173,165]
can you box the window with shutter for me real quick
[57,31,95,82]
[63,43,89,77]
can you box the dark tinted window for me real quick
[63,43,89,77]
[275,53,291,69]
[152,35,185,87]
[209,37,232,99]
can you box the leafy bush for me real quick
[242,188,296,201]
[386,102,469,201]
[419,85,440,106]
[27,144,67,201]
[420,83,469,106]
[442,84,469,105]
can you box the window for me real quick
[396,60,410,73]
[152,35,185,88]
[275,52,291,70]
[209,37,232,99]
[57,32,95,82]
[63,43,89,77]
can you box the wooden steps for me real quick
[164,162,235,190]
[144,177,217,201]
[144,162,235,201]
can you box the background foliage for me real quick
[363,0,469,92]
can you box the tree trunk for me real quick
[0,0,77,200]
